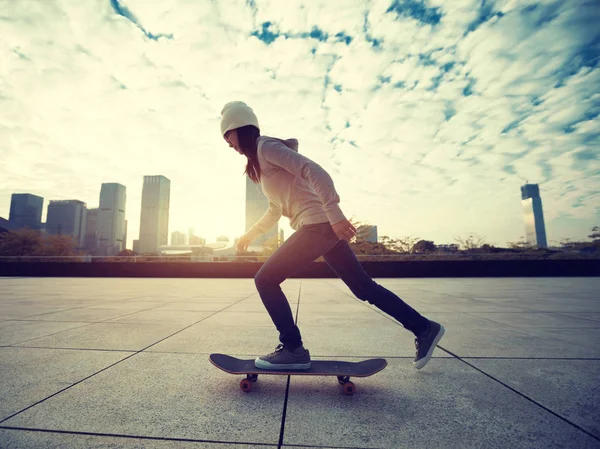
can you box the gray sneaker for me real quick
[255,344,311,370]
[413,320,445,370]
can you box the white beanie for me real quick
[220,101,260,136]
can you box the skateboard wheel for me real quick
[342,382,355,395]
[240,379,252,392]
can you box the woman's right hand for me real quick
[332,219,357,242]
[237,236,252,253]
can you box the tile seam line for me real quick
[440,346,600,442]
[278,282,303,449]
[0,426,277,446]
[5,300,190,346]
[0,293,256,425]
[328,281,461,358]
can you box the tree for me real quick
[39,234,78,256]
[507,237,535,251]
[117,249,137,256]
[413,239,436,253]
[0,229,43,256]
[589,226,600,242]
[454,232,487,251]
[390,236,421,253]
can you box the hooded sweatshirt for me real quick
[243,136,347,242]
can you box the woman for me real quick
[220,101,445,370]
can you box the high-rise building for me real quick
[357,225,378,243]
[138,175,170,254]
[521,183,548,248]
[9,193,44,230]
[171,231,187,245]
[124,220,128,250]
[84,208,99,252]
[98,183,126,256]
[45,200,87,247]
[245,176,278,247]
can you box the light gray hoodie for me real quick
[243,135,347,242]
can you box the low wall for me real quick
[1,259,599,278]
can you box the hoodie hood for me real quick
[259,136,299,152]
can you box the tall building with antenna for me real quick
[521,183,548,248]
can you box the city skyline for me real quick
[1,1,598,248]
[1,180,581,251]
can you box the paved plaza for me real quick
[0,276,599,448]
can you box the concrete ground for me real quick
[0,276,599,449]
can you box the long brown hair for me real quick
[236,125,261,183]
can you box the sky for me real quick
[1,0,599,249]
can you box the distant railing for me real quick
[0,252,598,263]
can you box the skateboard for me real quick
[209,353,387,395]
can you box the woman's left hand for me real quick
[332,219,357,242]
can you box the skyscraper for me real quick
[45,200,87,247]
[9,193,43,230]
[357,225,378,243]
[98,183,126,256]
[138,175,170,254]
[171,231,187,246]
[521,183,548,248]
[245,176,277,247]
[84,208,99,252]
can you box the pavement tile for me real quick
[107,310,215,325]
[467,359,600,438]
[283,358,599,449]
[554,312,600,323]
[10,307,155,323]
[466,312,600,329]
[424,312,600,358]
[11,322,190,351]
[0,320,93,346]
[148,324,280,356]
[0,429,272,449]
[1,352,286,445]
[0,347,128,420]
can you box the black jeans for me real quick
[254,222,430,349]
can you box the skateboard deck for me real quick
[209,353,387,395]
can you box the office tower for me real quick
[9,193,43,230]
[171,231,187,246]
[521,183,548,248]
[357,225,378,243]
[245,176,278,247]
[138,175,171,254]
[46,200,87,247]
[124,220,128,250]
[98,183,126,256]
[84,208,99,252]
[132,239,140,254]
